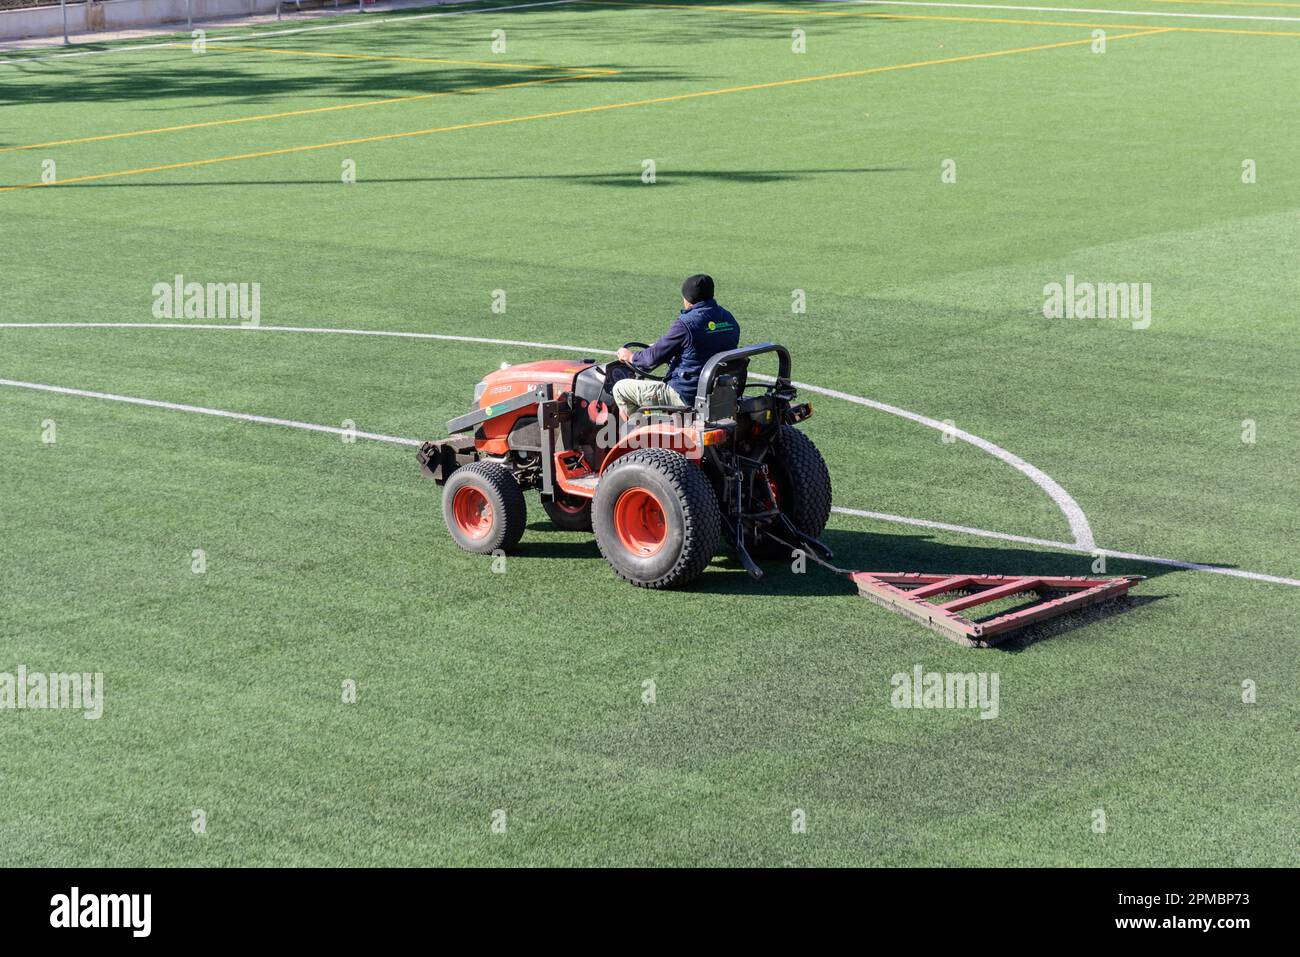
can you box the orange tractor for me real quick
[417,342,1141,645]
[418,343,832,588]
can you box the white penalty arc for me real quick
[0,320,1094,547]
[831,506,1300,588]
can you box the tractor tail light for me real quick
[786,402,813,423]
[701,428,729,447]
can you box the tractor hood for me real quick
[475,359,595,408]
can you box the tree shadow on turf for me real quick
[0,0,911,106]
[254,6,899,48]
[0,61,693,109]
[27,167,908,188]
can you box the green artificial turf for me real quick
[1,0,1296,866]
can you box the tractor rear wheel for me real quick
[542,493,593,531]
[592,449,721,588]
[757,425,833,557]
[442,461,527,554]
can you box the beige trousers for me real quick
[611,378,685,419]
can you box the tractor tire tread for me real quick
[776,425,833,536]
[442,460,527,553]
[594,448,722,589]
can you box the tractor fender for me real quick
[598,424,703,474]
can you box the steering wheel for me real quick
[612,341,666,382]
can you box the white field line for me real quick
[2,322,1296,587]
[0,320,1094,547]
[834,0,1300,23]
[0,377,422,446]
[0,0,583,66]
[833,507,1300,587]
[0,320,613,359]
[4,377,1295,587]
[771,376,1095,548]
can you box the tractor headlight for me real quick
[473,380,488,404]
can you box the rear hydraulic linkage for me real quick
[731,455,833,580]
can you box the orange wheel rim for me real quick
[554,495,588,514]
[452,486,493,539]
[613,487,667,557]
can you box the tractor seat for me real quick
[696,362,749,421]
[710,359,749,395]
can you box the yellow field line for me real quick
[586,0,1300,36]
[0,28,1170,192]
[195,42,615,73]
[0,71,613,154]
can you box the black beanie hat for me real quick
[681,274,715,304]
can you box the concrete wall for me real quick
[0,0,313,41]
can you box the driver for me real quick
[612,274,741,421]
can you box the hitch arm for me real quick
[732,470,764,580]
[768,513,834,563]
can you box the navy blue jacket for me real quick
[631,300,740,406]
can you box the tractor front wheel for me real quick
[592,449,721,588]
[442,462,527,554]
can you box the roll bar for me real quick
[696,342,791,400]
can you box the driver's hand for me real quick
[616,347,635,364]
